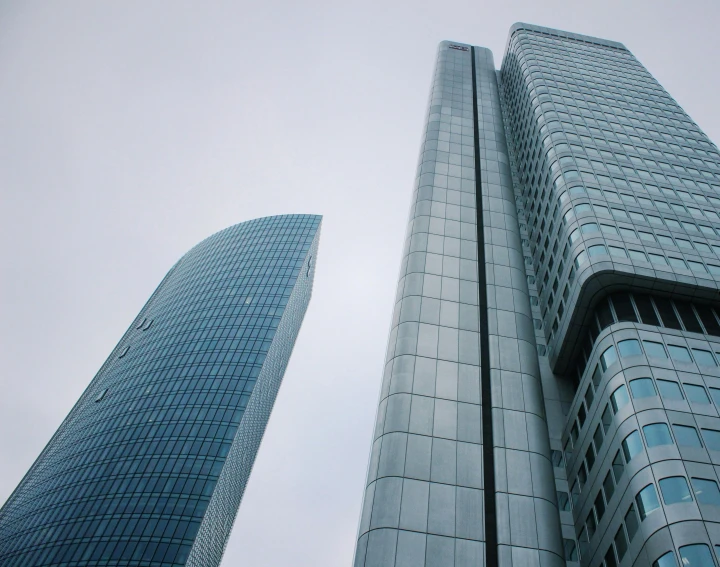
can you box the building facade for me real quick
[0,214,321,567]
[353,23,720,567]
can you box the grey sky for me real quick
[1,1,719,565]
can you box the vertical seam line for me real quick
[471,46,498,567]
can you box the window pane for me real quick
[600,346,617,371]
[622,431,643,462]
[605,546,618,567]
[563,539,578,561]
[659,476,692,505]
[673,424,702,448]
[636,484,660,520]
[614,526,628,561]
[557,490,572,511]
[679,544,713,567]
[611,385,630,412]
[694,349,718,367]
[612,450,625,483]
[644,423,673,448]
[702,429,720,451]
[657,379,684,400]
[603,471,615,502]
[652,551,677,567]
[711,387,720,407]
[602,405,612,433]
[594,492,605,521]
[655,297,683,329]
[612,293,637,322]
[618,339,642,356]
[692,478,720,506]
[630,377,656,399]
[668,344,692,363]
[675,302,704,333]
[643,340,668,358]
[624,504,639,541]
[635,295,660,326]
[685,383,711,404]
[597,298,615,329]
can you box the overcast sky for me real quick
[2,1,720,565]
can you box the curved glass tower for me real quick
[353,22,720,567]
[0,214,321,567]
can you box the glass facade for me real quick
[0,214,321,567]
[354,22,720,567]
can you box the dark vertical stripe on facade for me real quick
[471,46,498,567]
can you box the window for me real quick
[624,504,639,541]
[588,244,607,256]
[603,471,615,502]
[618,339,642,356]
[551,450,565,467]
[691,478,720,506]
[612,451,625,483]
[563,539,578,561]
[604,546,618,567]
[622,430,643,461]
[614,526,628,561]
[673,424,702,448]
[630,377,657,399]
[643,340,667,358]
[557,490,572,511]
[611,384,630,412]
[653,551,677,567]
[692,349,717,367]
[600,345,618,370]
[644,423,673,448]
[657,379,684,400]
[668,344,692,363]
[659,476,692,505]
[702,429,720,451]
[636,484,660,520]
[679,544,714,567]
[684,383,711,404]
[710,387,720,407]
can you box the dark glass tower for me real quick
[353,22,720,567]
[0,214,321,567]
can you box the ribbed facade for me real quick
[354,23,720,567]
[0,214,321,567]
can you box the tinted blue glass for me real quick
[0,215,321,567]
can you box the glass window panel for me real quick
[603,471,615,502]
[643,340,667,358]
[685,383,711,404]
[622,430,643,462]
[563,539,578,562]
[692,478,720,506]
[614,526,628,561]
[675,302,704,333]
[668,344,692,363]
[654,297,682,329]
[630,377,656,398]
[636,484,660,520]
[601,345,618,370]
[634,295,660,325]
[612,450,625,483]
[612,293,637,322]
[692,349,717,367]
[679,544,714,567]
[594,491,605,521]
[618,339,642,356]
[698,308,720,336]
[644,423,673,448]
[659,476,692,505]
[657,379,684,400]
[597,298,615,330]
[652,551,677,567]
[605,546,618,567]
[557,490,572,511]
[611,385,630,412]
[710,387,720,407]
[673,424,702,448]
[624,504,639,541]
[702,429,720,451]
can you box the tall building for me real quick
[353,23,720,567]
[0,214,321,567]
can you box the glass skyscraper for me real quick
[0,214,321,567]
[353,23,720,567]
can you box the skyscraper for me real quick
[0,214,321,567]
[353,23,720,567]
